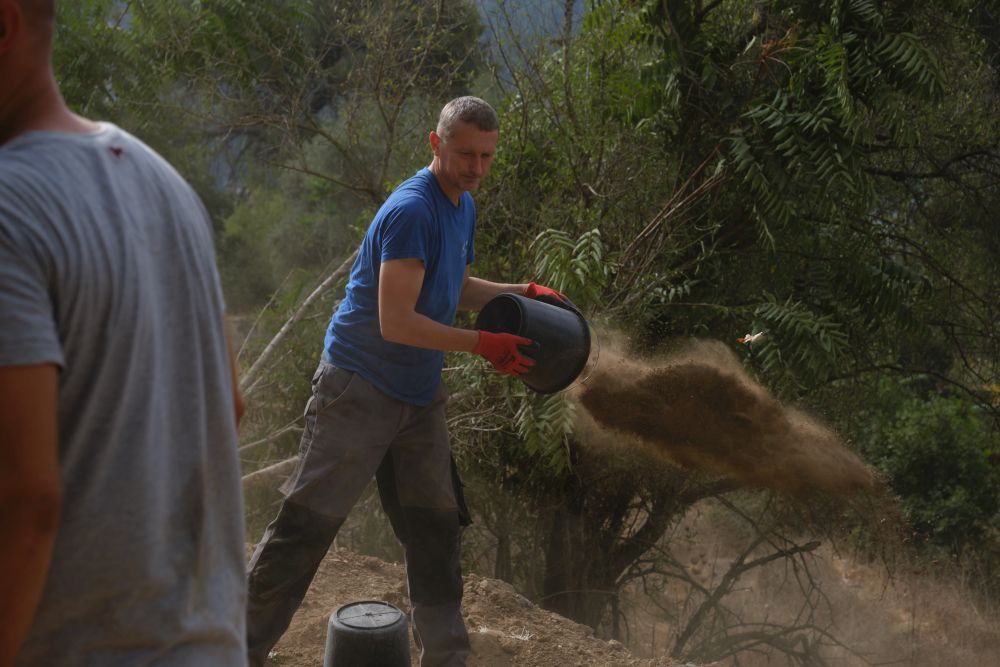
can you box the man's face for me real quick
[430,120,499,199]
[0,0,50,139]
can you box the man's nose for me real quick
[469,156,484,176]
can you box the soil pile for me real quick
[263,545,691,666]
[574,340,874,496]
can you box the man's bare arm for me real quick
[457,267,526,312]
[378,259,481,352]
[0,363,61,665]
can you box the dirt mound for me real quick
[264,545,690,666]
[574,340,874,496]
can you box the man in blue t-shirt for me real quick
[246,96,570,666]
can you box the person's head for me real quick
[429,96,500,203]
[0,0,55,64]
[0,0,58,142]
[435,96,499,140]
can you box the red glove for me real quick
[523,282,567,303]
[473,331,536,376]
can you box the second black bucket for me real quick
[474,293,591,394]
[324,600,410,667]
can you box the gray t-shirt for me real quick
[0,124,246,665]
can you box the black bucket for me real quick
[474,293,591,394]
[324,600,410,667]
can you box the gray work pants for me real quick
[246,361,470,667]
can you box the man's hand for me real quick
[523,282,577,310]
[473,331,536,376]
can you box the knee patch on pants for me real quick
[248,501,343,602]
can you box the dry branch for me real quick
[240,249,357,396]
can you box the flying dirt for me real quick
[572,339,875,497]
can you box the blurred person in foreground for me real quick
[0,0,248,664]
[245,96,571,666]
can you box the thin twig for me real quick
[240,250,356,395]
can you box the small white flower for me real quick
[737,331,765,344]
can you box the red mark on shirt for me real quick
[109,146,124,158]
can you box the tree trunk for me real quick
[495,519,512,581]
[540,479,621,630]
[536,445,718,633]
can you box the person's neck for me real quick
[428,160,461,206]
[0,73,99,146]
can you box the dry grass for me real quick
[621,503,1000,666]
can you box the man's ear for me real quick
[0,0,24,56]
[429,130,441,155]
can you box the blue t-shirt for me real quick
[325,168,476,405]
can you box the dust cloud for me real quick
[571,337,875,497]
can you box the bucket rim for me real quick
[496,292,591,394]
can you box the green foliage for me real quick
[219,189,300,310]
[154,0,483,149]
[54,1,150,118]
[834,254,928,331]
[514,392,576,470]
[739,242,929,390]
[530,227,610,311]
[853,380,1000,551]
[751,293,850,382]
[726,1,944,226]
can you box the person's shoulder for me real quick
[383,172,437,219]
[0,147,51,222]
[0,123,173,183]
[390,169,437,199]
[0,139,42,183]
[106,125,187,180]
[106,126,208,216]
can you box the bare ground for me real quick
[256,511,1000,667]
[263,546,690,667]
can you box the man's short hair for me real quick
[436,96,499,139]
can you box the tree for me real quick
[456,0,1000,641]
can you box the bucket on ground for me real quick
[474,293,591,394]
[324,600,410,667]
